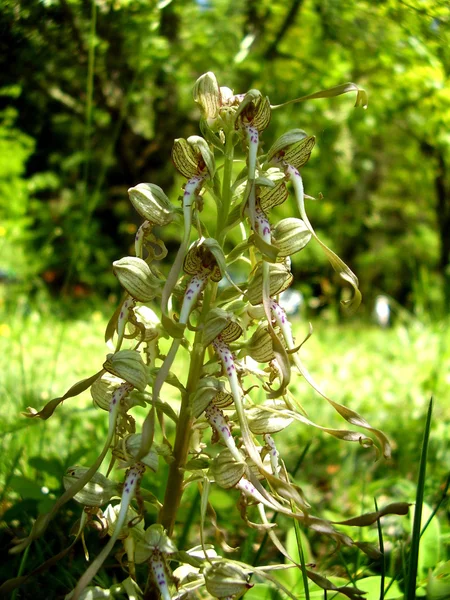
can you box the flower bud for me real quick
[247,400,294,435]
[192,377,228,418]
[247,262,293,306]
[123,434,159,472]
[244,325,275,363]
[104,503,142,539]
[128,183,176,226]
[188,136,215,179]
[144,524,177,554]
[272,217,312,258]
[172,136,215,179]
[202,308,242,347]
[246,304,266,321]
[184,240,221,282]
[103,349,147,392]
[219,86,233,104]
[210,448,245,489]
[63,467,118,507]
[129,305,161,343]
[235,89,271,132]
[193,72,221,120]
[90,372,123,411]
[193,71,220,119]
[204,561,252,599]
[256,176,289,212]
[267,129,315,168]
[213,390,234,410]
[113,256,162,303]
[172,138,201,179]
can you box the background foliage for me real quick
[1,0,449,314]
[0,0,449,598]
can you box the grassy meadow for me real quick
[0,296,449,598]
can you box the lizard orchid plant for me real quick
[4,73,408,600]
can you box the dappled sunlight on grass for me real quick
[1,306,448,596]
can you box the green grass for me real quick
[0,301,449,598]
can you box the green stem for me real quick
[158,286,215,536]
[217,130,235,242]
[158,337,204,536]
[11,545,30,600]
[406,397,433,599]
[159,134,235,535]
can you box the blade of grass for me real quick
[291,509,310,600]
[353,466,367,578]
[405,397,433,600]
[383,557,399,597]
[11,544,30,600]
[420,470,450,538]
[338,550,357,586]
[0,447,23,505]
[252,440,313,567]
[374,498,385,600]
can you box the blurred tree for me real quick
[0,0,448,314]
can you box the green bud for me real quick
[184,239,221,282]
[256,171,289,212]
[63,467,118,507]
[247,262,293,306]
[213,390,234,410]
[204,561,252,599]
[272,217,312,258]
[266,129,315,168]
[123,434,159,472]
[210,448,245,489]
[144,524,177,554]
[247,401,294,434]
[133,528,152,564]
[128,183,176,226]
[172,138,201,179]
[104,503,142,539]
[235,89,271,132]
[103,349,147,392]
[129,305,161,343]
[113,256,162,303]
[193,72,221,120]
[244,325,275,363]
[192,377,228,418]
[202,238,227,282]
[188,136,216,178]
[90,372,123,411]
[202,308,242,347]
[172,136,215,179]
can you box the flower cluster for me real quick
[5,73,409,600]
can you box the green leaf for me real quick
[244,584,281,599]
[9,476,47,501]
[406,397,433,599]
[28,457,63,480]
[355,576,402,600]
[417,502,441,578]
